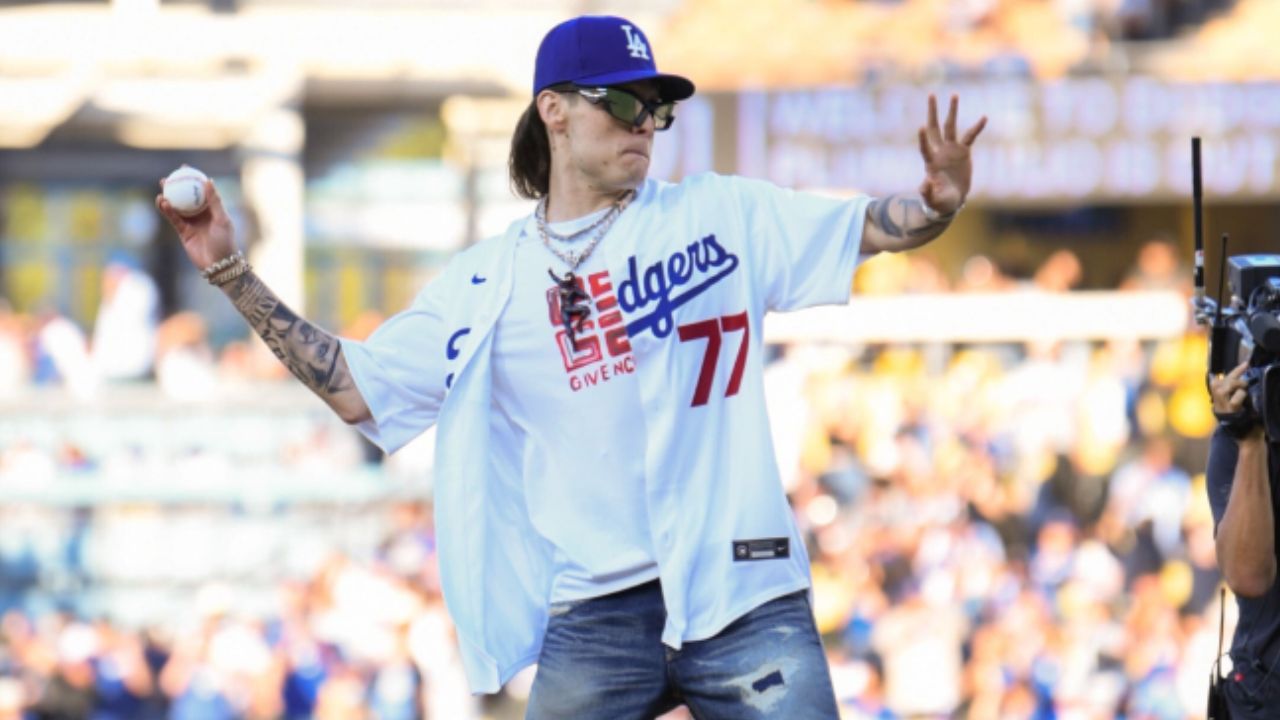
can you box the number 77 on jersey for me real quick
[677,311,749,407]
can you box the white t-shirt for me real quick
[490,210,657,603]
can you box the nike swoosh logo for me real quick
[471,274,486,284]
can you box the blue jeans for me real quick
[525,580,839,719]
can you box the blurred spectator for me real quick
[0,302,29,398]
[312,662,366,720]
[829,651,895,719]
[1106,436,1192,576]
[1117,0,1236,40]
[1032,249,1084,293]
[30,619,98,720]
[33,307,96,399]
[376,503,436,589]
[1121,237,1188,294]
[0,677,25,720]
[155,312,217,402]
[88,618,157,720]
[955,253,1014,292]
[91,256,159,383]
[160,603,276,720]
[367,629,423,720]
[871,584,967,715]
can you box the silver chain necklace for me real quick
[535,196,617,244]
[535,191,634,272]
[536,190,635,350]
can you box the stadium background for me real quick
[0,0,1276,717]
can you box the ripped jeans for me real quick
[525,580,839,720]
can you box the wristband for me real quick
[201,252,244,280]
[922,201,963,223]
[1214,408,1258,440]
[207,255,252,287]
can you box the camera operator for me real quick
[1208,360,1280,717]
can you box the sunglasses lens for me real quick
[603,88,643,124]
[651,103,675,130]
[584,87,677,130]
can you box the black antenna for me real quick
[1216,233,1229,323]
[1193,137,1205,307]
[1208,232,1231,375]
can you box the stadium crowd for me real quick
[662,0,1243,87]
[781,240,1218,719]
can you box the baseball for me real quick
[162,166,210,217]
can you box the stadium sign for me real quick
[653,78,1280,204]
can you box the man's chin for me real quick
[620,166,649,190]
[620,153,649,176]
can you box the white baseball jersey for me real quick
[339,172,871,694]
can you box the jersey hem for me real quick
[548,565,662,604]
[667,577,812,649]
[488,650,542,697]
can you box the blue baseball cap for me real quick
[533,15,695,102]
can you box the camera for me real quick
[1201,254,1280,441]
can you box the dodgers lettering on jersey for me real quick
[617,234,740,340]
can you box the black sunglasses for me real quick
[556,84,677,131]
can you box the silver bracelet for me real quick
[201,252,244,280]
[922,201,963,223]
[209,257,252,287]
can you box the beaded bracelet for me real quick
[209,256,252,287]
[201,252,244,280]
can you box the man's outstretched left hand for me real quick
[917,94,987,215]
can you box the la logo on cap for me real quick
[621,24,650,60]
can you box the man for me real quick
[156,15,985,719]
[1208,362,1280,718]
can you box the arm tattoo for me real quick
[223,272,354,395]
[869,194,949,243]
[870,196,907,238]
[227,272,276,327]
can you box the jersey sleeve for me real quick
[339,271,453,454]
[722,174,872,312]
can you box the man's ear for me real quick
[538,90,569,133]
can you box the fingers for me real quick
[926,93,986,148]
[203,179,227,218]
[1211,361,1253,411]
[918,126,934,165]
[919,179,936,208]
[154,193,189,235]
[944,94,958,142]
[1211,361,1249,386]
[926,94,941,144]
[962,116,988,147]
[1231,388,1247,407]
[1228,360,1249,380]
